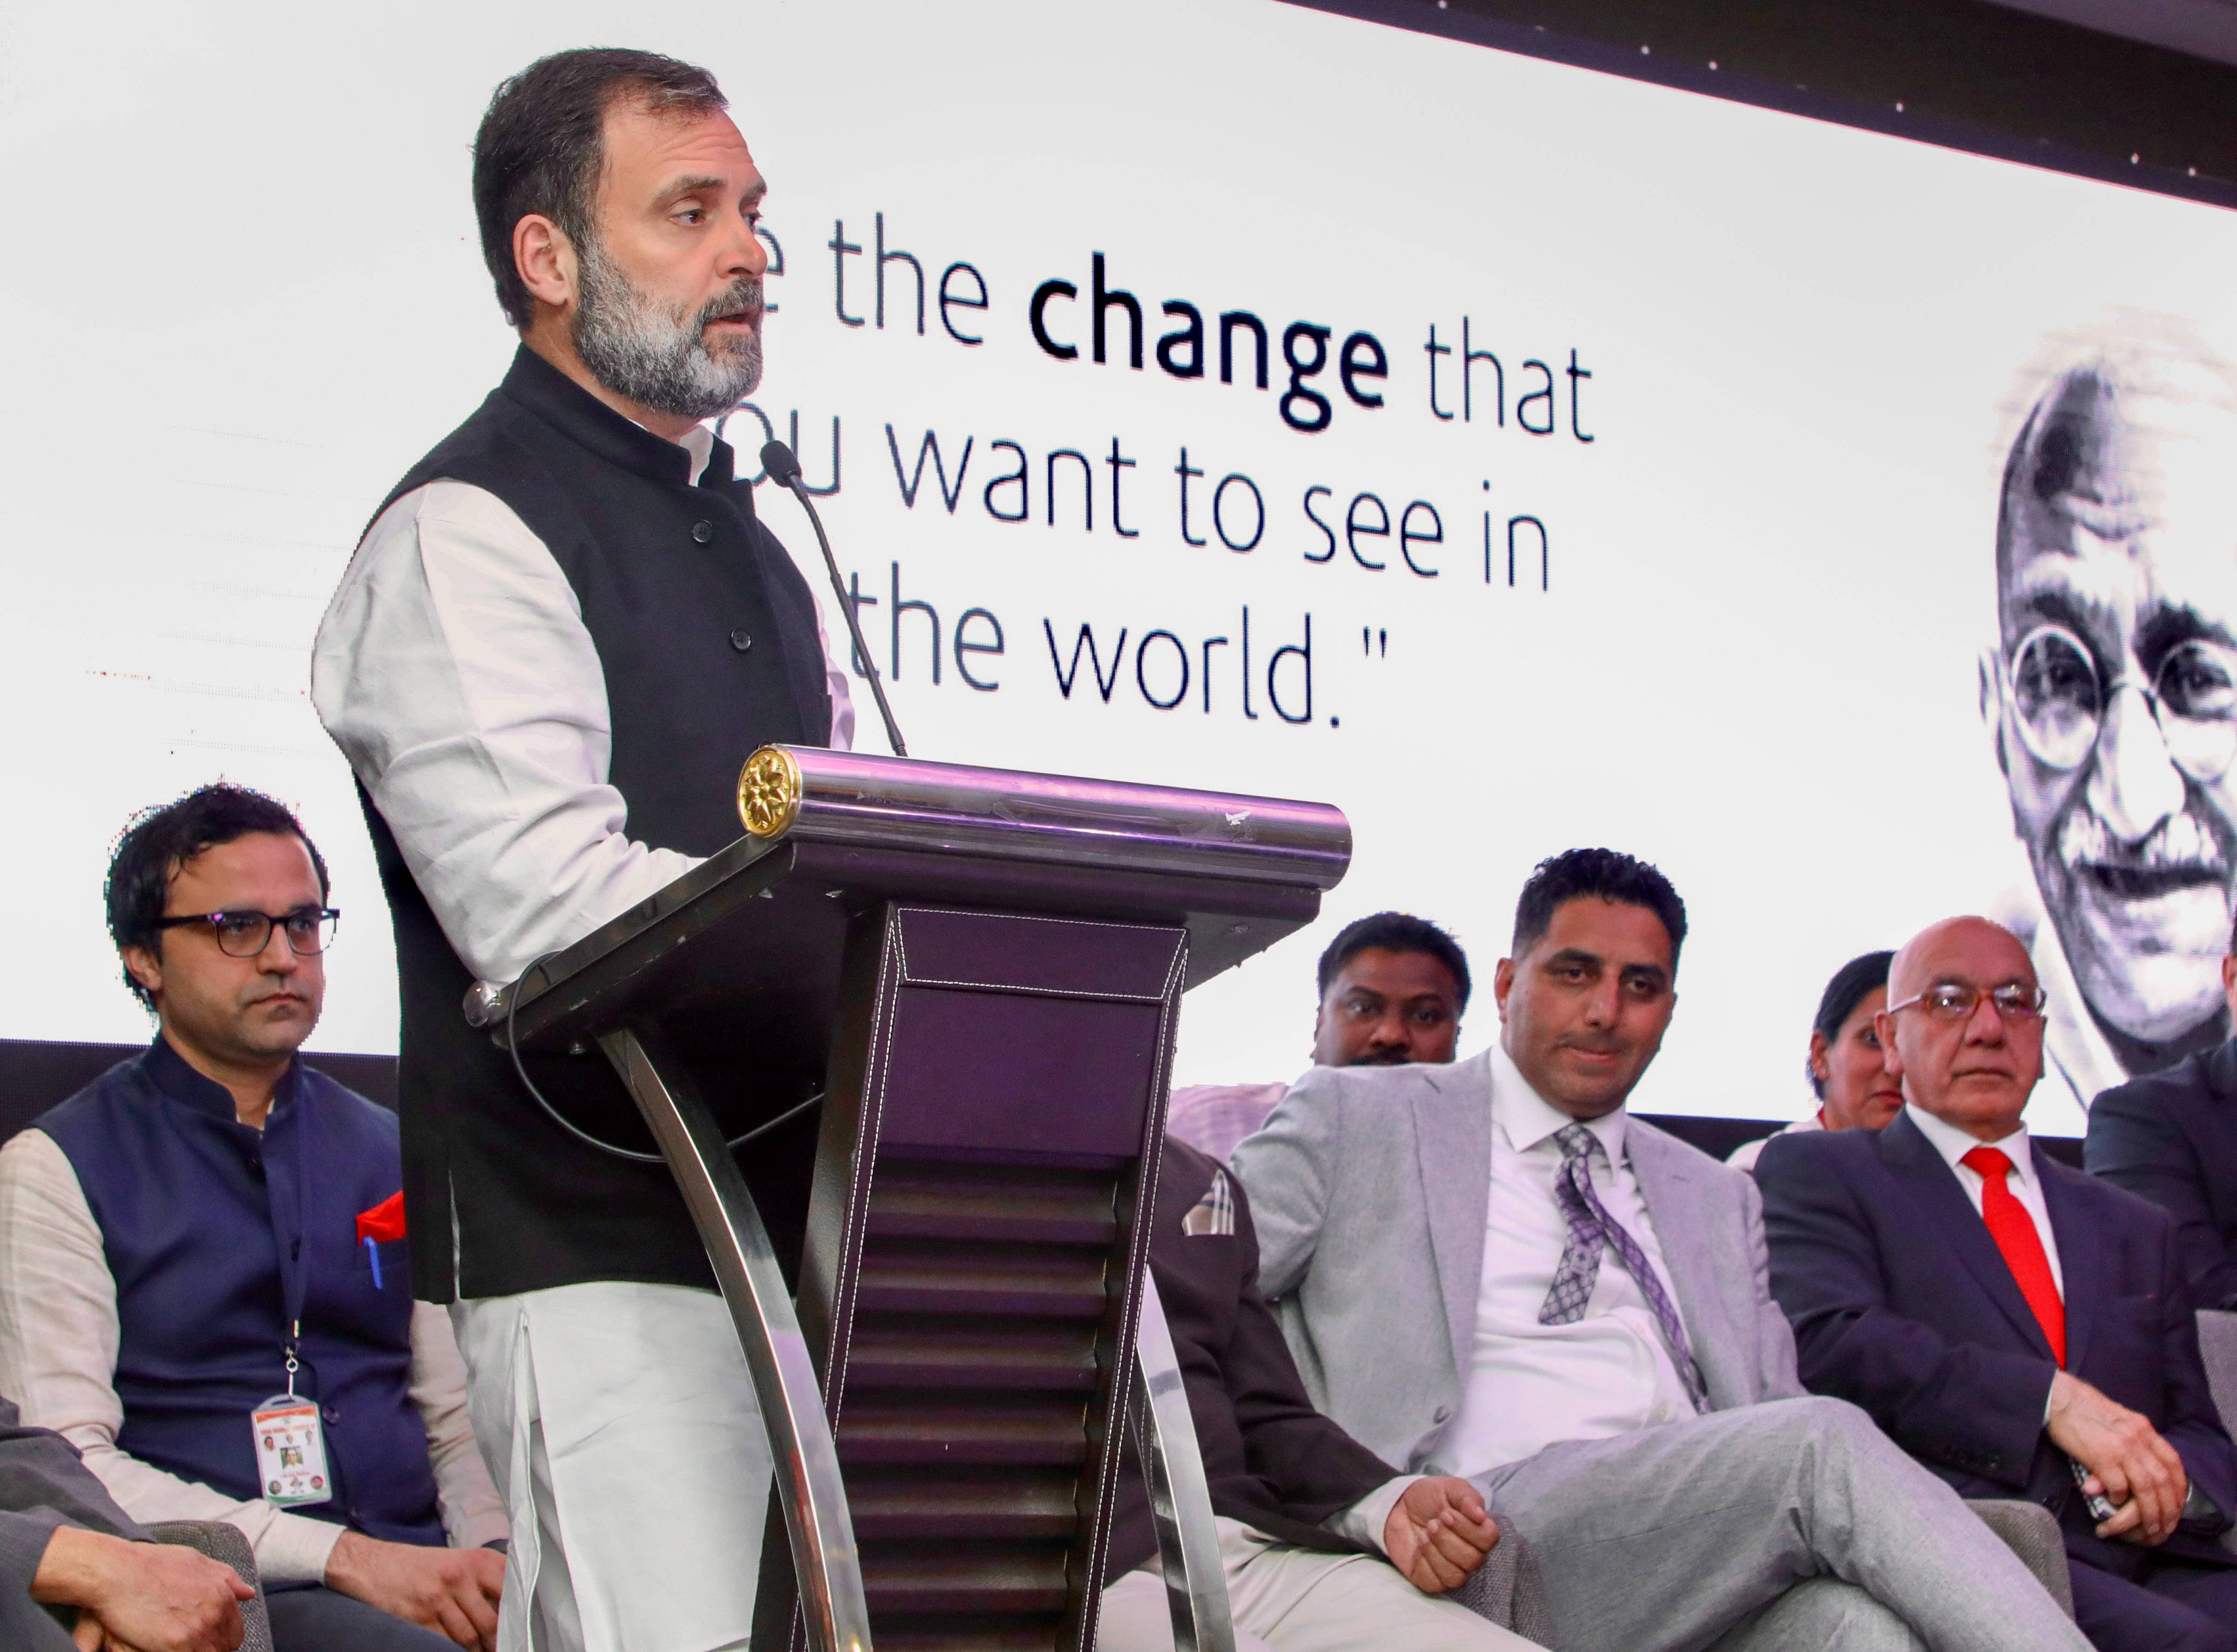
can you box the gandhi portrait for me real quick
[1983,326,2237,1116]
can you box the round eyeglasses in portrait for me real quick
[2004,622,2237,782]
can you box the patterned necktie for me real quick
[1960,1145,2066,1366]
[1539,1121,1708,1411]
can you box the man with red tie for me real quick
[1758,916,2237,1652]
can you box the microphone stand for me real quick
[760,440,907,759]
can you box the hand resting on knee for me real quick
[2048,1371,2190,1547]
[1382,1476,1501,1593]
[325,1530,506,1652]
[31,1525,253,1652]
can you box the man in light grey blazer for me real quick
[1233,849,2087,1652]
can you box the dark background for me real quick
[11,0,2228,1165]
[1294,0,2237,199]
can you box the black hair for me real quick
[1806,950,1896,1098]
[106,784,329,1010]
[1315,912,1471,1009]
[1511,848,1687,970]
[473,48,728,327]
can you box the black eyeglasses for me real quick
[153,907,340,958]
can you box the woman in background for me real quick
[1728,950,1902,1173]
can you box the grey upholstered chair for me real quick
[1965,1498,2073,1614]
[145,1520,273,1652]
[2196,1309,2237,1556]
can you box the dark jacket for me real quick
[1104,1139,1397,1579]
[2088,1039,2237,1312]
[0,1395,146,1652]
[361,345,834,1301]
[37,1038,443,1549]
[1759,1110,2237,1578]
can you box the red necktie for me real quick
[1961,1146,2065,1366]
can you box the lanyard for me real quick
[271,1068,314,1396]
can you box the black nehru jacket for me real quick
[1104,1138,1398,1580]
[362,346,832,1303]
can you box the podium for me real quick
[476,746,1350,1652]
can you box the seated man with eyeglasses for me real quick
[1758,916,2237,1652]
[0,785,508,1652]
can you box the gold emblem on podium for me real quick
[737,745,803,838]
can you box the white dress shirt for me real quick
[1902,1102,2065,1295]
[311,421,855,989]
[1432,1047,1700,1479]
[0,1130,507,1582]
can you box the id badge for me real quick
[251,1394,332,1508]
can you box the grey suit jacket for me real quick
[1230,1048,1805,1472]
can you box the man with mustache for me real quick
[0,786,508,1652]
[1983,333,2237,1130]
[1758,917,2237,1651]
[312,48,851,1652]
[1233,850,2089,1651]
[1169,912,1470,1164]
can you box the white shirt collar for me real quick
[629,418,717,486]
[1490,1043,1628,1161]
[677,422,715,486]
[1904,1100,2035,1187]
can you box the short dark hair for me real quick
[1315,912,1472,1009]
[1511,848,1687,970]
[1807,950,1895,1098]
[106,785,329,1010]
[472,48,728,326]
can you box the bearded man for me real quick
[1983,331,2237,1129]
[312,48,851,1652]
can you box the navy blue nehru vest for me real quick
[37,1037,444,1549]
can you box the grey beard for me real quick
[571,240,762,421]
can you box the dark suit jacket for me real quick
[1758,1112,2237,1576]
[1104,1139,1397,1580]
[2089,1040,2237,1313]
[0,1395,147,1651]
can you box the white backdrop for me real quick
[5,0,2235,1133]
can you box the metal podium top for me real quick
[473,745,1351,1050]
[734,745,1352,887]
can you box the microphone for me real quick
[760,439,907,758]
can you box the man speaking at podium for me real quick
[314,48,851,1652]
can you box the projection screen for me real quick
[5,0,2236,1134]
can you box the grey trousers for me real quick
[1476,1396,2088,1652]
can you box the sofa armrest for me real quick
[144,1520,273,1652]
[1963,1498,2072,1618]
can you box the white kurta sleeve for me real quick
[312,481,853,986]
[0,1131,344,1583]
[406,1302,508,1549]
[312,481,706,986]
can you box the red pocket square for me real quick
[355,1192,406,1244]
